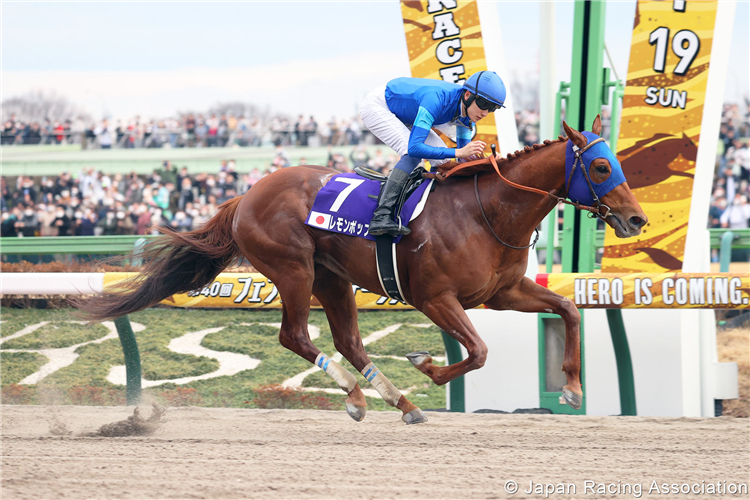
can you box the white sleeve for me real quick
[719,208,731,224]
[432,122,456,142]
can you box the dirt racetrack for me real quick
[2,405,748,500]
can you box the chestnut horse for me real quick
[78,117,647,424]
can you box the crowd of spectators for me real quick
[708,103,750,231]
[2,109,545,151]
[1,113,371,150]
[0,143,404,244]
[1,160,251,240]
[2,102,748,256]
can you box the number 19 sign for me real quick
[601,0,719,274]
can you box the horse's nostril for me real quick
[629,216,645,228]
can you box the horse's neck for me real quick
[502,141,567,195]
[483,141,567,236]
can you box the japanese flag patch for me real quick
[307,211,332,229]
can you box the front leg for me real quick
[411,293,488,386]
[485,277,583,409]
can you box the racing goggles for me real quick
[474,95,501,113]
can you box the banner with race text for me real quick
[103,272,749,311]
[400,0,498,152]
[103,273,413,310]
[536,273,750,309]
[601,0,718,273]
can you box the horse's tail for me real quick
[74,196,244,322]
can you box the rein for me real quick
[474,173,539,250]
[431,142,612,220]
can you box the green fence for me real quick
[536,228,750,252]
[2,229,747,258]
[1,144,387,177]
[1,235,154,255]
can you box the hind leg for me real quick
[313,266,427,424]
[233,186,370,419]
[250,254,367,421]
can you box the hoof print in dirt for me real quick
[89,404,165,437]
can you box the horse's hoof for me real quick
[406,351,430,367]
[562,387,583,410]
[345,402,366,422]
[402,408,428,425]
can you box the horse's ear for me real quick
[563,121,586,149]
[591,115,602,136]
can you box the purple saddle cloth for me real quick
[305,173,433,243]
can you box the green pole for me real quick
[605,309,637,415]
[441,331,465,413]
[546,209,557,273]
[609,81,625,153]
[573,0,607,275]
[719,231,735,272]
[114,315,142,405]
[541,0,610,415]
[546,82,570,273]
[553,82,570,139]
[581,0,637,416]
[132,237,147,266]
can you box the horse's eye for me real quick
[596,165,608,174]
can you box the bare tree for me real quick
[2,91,90,123]
[203,101,276,121]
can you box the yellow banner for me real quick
[104,272,749,311]
[538,273,749,309]
[400,0,498,152]
[103,273,413,310]
[601,0,718,273]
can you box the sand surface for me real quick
[2,405,748,500]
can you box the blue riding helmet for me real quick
[463,71,506,109]
[565,131,627,206]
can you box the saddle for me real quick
[353,166,433,304]
[354,165,430,222]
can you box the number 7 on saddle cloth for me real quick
[305,173,434,243]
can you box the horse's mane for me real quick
[433,135,568,179]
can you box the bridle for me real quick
[434,141,613,250]
[565,137,612,220]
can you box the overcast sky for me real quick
[2,1,748,121]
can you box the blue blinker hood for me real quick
[565,131,627,206]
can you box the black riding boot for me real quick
[368,168,411,236]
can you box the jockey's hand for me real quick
[456,141,486,159]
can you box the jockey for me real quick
[359,71,506,236]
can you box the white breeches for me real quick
[359,85,448,163]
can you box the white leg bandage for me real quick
[315,353,357,393]
[361,362,403,407]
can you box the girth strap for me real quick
[375,235,405,303]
